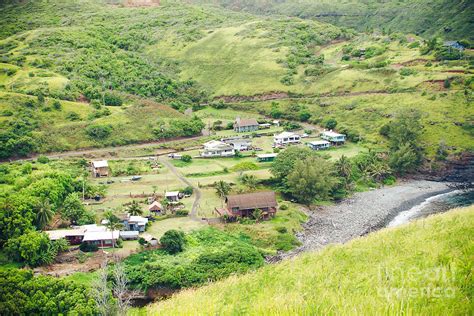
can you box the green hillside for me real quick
[147,205,474,314]
[0,0,472,159]
[190,0,474,40]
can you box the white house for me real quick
[221,137,252,151]
[165,191,181,202]
[273,132,301,147]
[200,140,235,157]
[321,131,346,144]
[307,140,331,150]
[83,230,120,248]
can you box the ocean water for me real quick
[387,189,474,228]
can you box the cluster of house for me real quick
[46,214,150,248]
[200,137,252,157]
[272,130,346,149]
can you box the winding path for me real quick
[159,157,202,221]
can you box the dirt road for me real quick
[159,157,202,221]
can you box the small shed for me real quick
[256,153,278,162]
[165,191,181,202]
[148,201,163,214]
[120,231,139,240]
[92,160,109,177]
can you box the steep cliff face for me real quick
[442,152,474,187]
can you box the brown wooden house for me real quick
[216,191,278,220]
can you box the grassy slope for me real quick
[159,24,289,95]
[0,92,183,153]
[147,205,474,314]
[189,0,474,40]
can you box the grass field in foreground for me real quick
[146,205,474,315]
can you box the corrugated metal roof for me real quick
[92,160,108,168]
[45,229,85,240]
[235,118,258,127]
[226,191,277,210]
[83,230,119,241]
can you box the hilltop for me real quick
[147,205,474,314]
[190,0,474,40]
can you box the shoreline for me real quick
[267,180,452,262]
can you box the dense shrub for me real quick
[79,242,98,252]
[175,210,189,217]
[0,269,96,315]
[5,231,56,267]
[181,154,192,163]
[124,228,264,290]
[103,92,123,106]
[160,230,186,254]
[85,124,112,140]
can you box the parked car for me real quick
[131,176,142,181]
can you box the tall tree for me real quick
[126,200,143,216]
[61,192,86,225]
[270,146,313,182]
[36,198,54,230]
[104,211,123,248]
[335,155,353,190]
[388,110,424,174]
[240,174,258,192]
[215,180,231,200]
[287,156,338,209]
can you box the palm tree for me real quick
[215,180,231,199]
[251,208,263,223]
[36,198,53,230]
[240,174,258,192]
[127,200,143,216]
[104,211,123,248]
[335,155,353,190]
[160,198,170,215]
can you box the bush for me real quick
[65,111,80,121]
[116,238,123,248]
[279,203,289,210]
[181,186,193,195]
[138,237,147,246]
[231,161,259,172]
[399,68,417,76]
[181,154,192,163]
[103,92,123,106]
[79,242,98,252]
[324,118,337,130]
[85,124,112,139]
[175,209,189,217]
[443,79,451,89]
[276,226,288,234]
[36,155,50,164]
[160,230,186,254]
[52,100,62,110]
